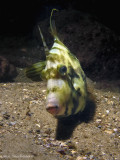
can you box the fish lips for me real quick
[46,97,61,116]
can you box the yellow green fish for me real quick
[26,9,87,118]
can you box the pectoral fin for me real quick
[25,61,46,81]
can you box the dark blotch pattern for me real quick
[80,71,86,82]
[76,88,81,96]
[72,97,79,115]
[68,67,80,79]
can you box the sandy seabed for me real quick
[0,76,120,160]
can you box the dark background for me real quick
[0,0,120,36]
[0,0,120,82]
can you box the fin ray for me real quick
[38,26,49,55]
[50,9,59,39]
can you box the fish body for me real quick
[26,9,87,118]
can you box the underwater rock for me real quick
[0,56,17,82]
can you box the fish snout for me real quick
[46,97,60,115]
[46,104,60,115]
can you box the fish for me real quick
[25,9,87,118]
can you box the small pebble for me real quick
[106,110,110,114]
[76,156,87,160]
[36,124,41,128]
[36,130,40,134]
[113,128,118,132]
[23,89,28,91]
[9,121,17,126]
[102,114,105,118]
[67,142,76,150]
[71,150,77,154]
[57,149,66,155]
[42,90,46,93]
[45,128,52,135]
[97,125,102,129]
[104,130,113,134]
[3,113,10,120]
[96,119,101,123]
[60,142,67,147]
[23,95,29,99]
[90,155,94,159]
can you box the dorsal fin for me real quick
[50,9,59,40]
[38,26,49,55]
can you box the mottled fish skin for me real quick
[26,9,87,118]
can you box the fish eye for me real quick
[59,65,67,75]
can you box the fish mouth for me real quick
[46,104,60,115]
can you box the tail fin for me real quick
[38,26,49,55]
[50,9,59,39]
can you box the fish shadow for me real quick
[55,97,96,140]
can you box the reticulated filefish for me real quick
[26,9,87,118]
